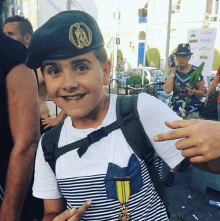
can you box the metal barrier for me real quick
[108,78,147,95]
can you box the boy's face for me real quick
[42,51,110,120]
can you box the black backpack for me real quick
[41,95,183,220]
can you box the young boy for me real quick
[26,11,184,221]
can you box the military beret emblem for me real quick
[69,22,92,49]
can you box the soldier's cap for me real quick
[25,10,104,69]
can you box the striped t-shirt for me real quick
[33,93,184,220]
[57,155,167,221]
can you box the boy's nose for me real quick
[61,73,79,91]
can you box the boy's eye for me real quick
[48,68,60,75]
[76,65,88,72]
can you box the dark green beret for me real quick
[25,10,104,69]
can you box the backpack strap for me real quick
[41,121,64,174]
[116,95,169,214]
[55,119,124,159]
[42,119,126,172]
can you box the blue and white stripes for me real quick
[58,156,168,221]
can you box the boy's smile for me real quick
[42,51,110,128]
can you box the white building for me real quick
[3,0,220,72]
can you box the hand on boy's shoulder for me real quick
[53,200,92,221]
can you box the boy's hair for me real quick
[4,15,33,36]
[92,46,107,65]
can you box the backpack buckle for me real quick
[87,127,106,144]
[44,154,55,162]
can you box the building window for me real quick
[210,0,219,22]
[138,31,146,40]
[138,2,148,23]
[138,8,147,23]
[172,0,181,14]
[113,12,120,20]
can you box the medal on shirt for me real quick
[114,177,131,221]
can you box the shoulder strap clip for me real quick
[87,127,107,144]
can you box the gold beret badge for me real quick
[69,22,92,49]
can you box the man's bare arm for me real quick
[164,67,176,93]
[0,64,40,221]
[205,77,220,104]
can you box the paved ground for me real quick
[162,163,220,221]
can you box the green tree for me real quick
[110,49,123,63]
[117,49,123,63]
[145,48,160,68]
[212,49,220,71]
[127,75,148,87]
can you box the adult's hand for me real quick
[41,110,67,129]
[187,88,196,96]
[41,116,58,129]
[204,95,209,105]
[53,200,92,221]
[153,119,220,163]
[167,60,176,74]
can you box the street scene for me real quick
[1,0,220,220]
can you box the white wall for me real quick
[150,0,209,67]
[37,0,219,70]
[38,0,98,27]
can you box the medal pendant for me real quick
[114,177,131,221]
[118,204,130,221]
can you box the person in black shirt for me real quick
[0,1,40,220]
[3,15,67,135]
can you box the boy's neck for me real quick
[71,93,110,129]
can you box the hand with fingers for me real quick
[204,95,209,105]
[41,116,58,129]
[167,60,176,75]
[187,87,196,96]
[53,200,92,221]
[153,119,220,164]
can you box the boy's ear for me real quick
[102,59,111,86]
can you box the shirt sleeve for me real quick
[32,135,63,199]
[137,93,184,169]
